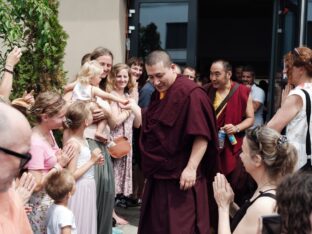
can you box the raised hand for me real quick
[5,47,22,68]
[22,90,35,105]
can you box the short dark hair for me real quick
[183,66,196,74]
[242,65,255,78]
[127,57,144,67]
[45,169,75,202]
[212,60,232,73]
[145,50,172,68]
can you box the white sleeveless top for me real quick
[72,83,92,101]
[76,141,94,179]
[286,83,312,169]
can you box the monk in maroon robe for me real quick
[203,60,254,230]
[138,50,218,234]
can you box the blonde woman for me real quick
[107,63,141,222]
[213,126,297,234]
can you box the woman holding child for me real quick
[86,47,119,233]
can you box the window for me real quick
[166,23,187,49]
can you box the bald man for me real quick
[0,102,33,233]
[138,50,218,234]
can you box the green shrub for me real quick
[0,0,68,99]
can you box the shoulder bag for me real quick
[107,123,131,159]
[300,89,312,172]
[215,83,240,116]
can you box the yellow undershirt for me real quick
[213,91,227,119]
[159,92,166,100]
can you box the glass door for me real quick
[129,0,197,67]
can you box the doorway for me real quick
[197,0,274,81]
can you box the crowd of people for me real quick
[1,45,312,234]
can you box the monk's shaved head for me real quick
[145,50,172,68]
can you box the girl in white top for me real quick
[66,60,128,143]
[63,101,104,234]
[268,47,312,170]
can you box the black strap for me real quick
[215,83,239,116]
[258,192,276,200]
[301,89,311,157]
[230,191,276,232]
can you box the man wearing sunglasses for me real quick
[0,102,33,233]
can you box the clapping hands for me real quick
[15,172,36,205]
[56,144,76,167]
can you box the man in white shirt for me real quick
[242,66,265,127]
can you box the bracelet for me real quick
[3,68,14,75]
[235,126,240,133]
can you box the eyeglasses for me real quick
[0,146,32,169]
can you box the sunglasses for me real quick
[0,146,32,169]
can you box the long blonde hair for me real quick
[106,63,136,94]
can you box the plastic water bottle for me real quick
[218,129,226,149]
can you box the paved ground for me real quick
[113,206,140,234]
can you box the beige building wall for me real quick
[59,0,127,82]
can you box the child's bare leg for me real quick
[95,120,108,143]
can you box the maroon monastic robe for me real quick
[204,82,250,175]
[139,75,218,234]
[204,82,252,230]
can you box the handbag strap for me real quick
[215,83,239,116]
[301,89,311,157]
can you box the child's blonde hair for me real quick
[63,101,91,130]
[77,60,102,85]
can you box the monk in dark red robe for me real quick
[203,60,255,230]
[139,51,218,234]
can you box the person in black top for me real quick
[213,126,297,234]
